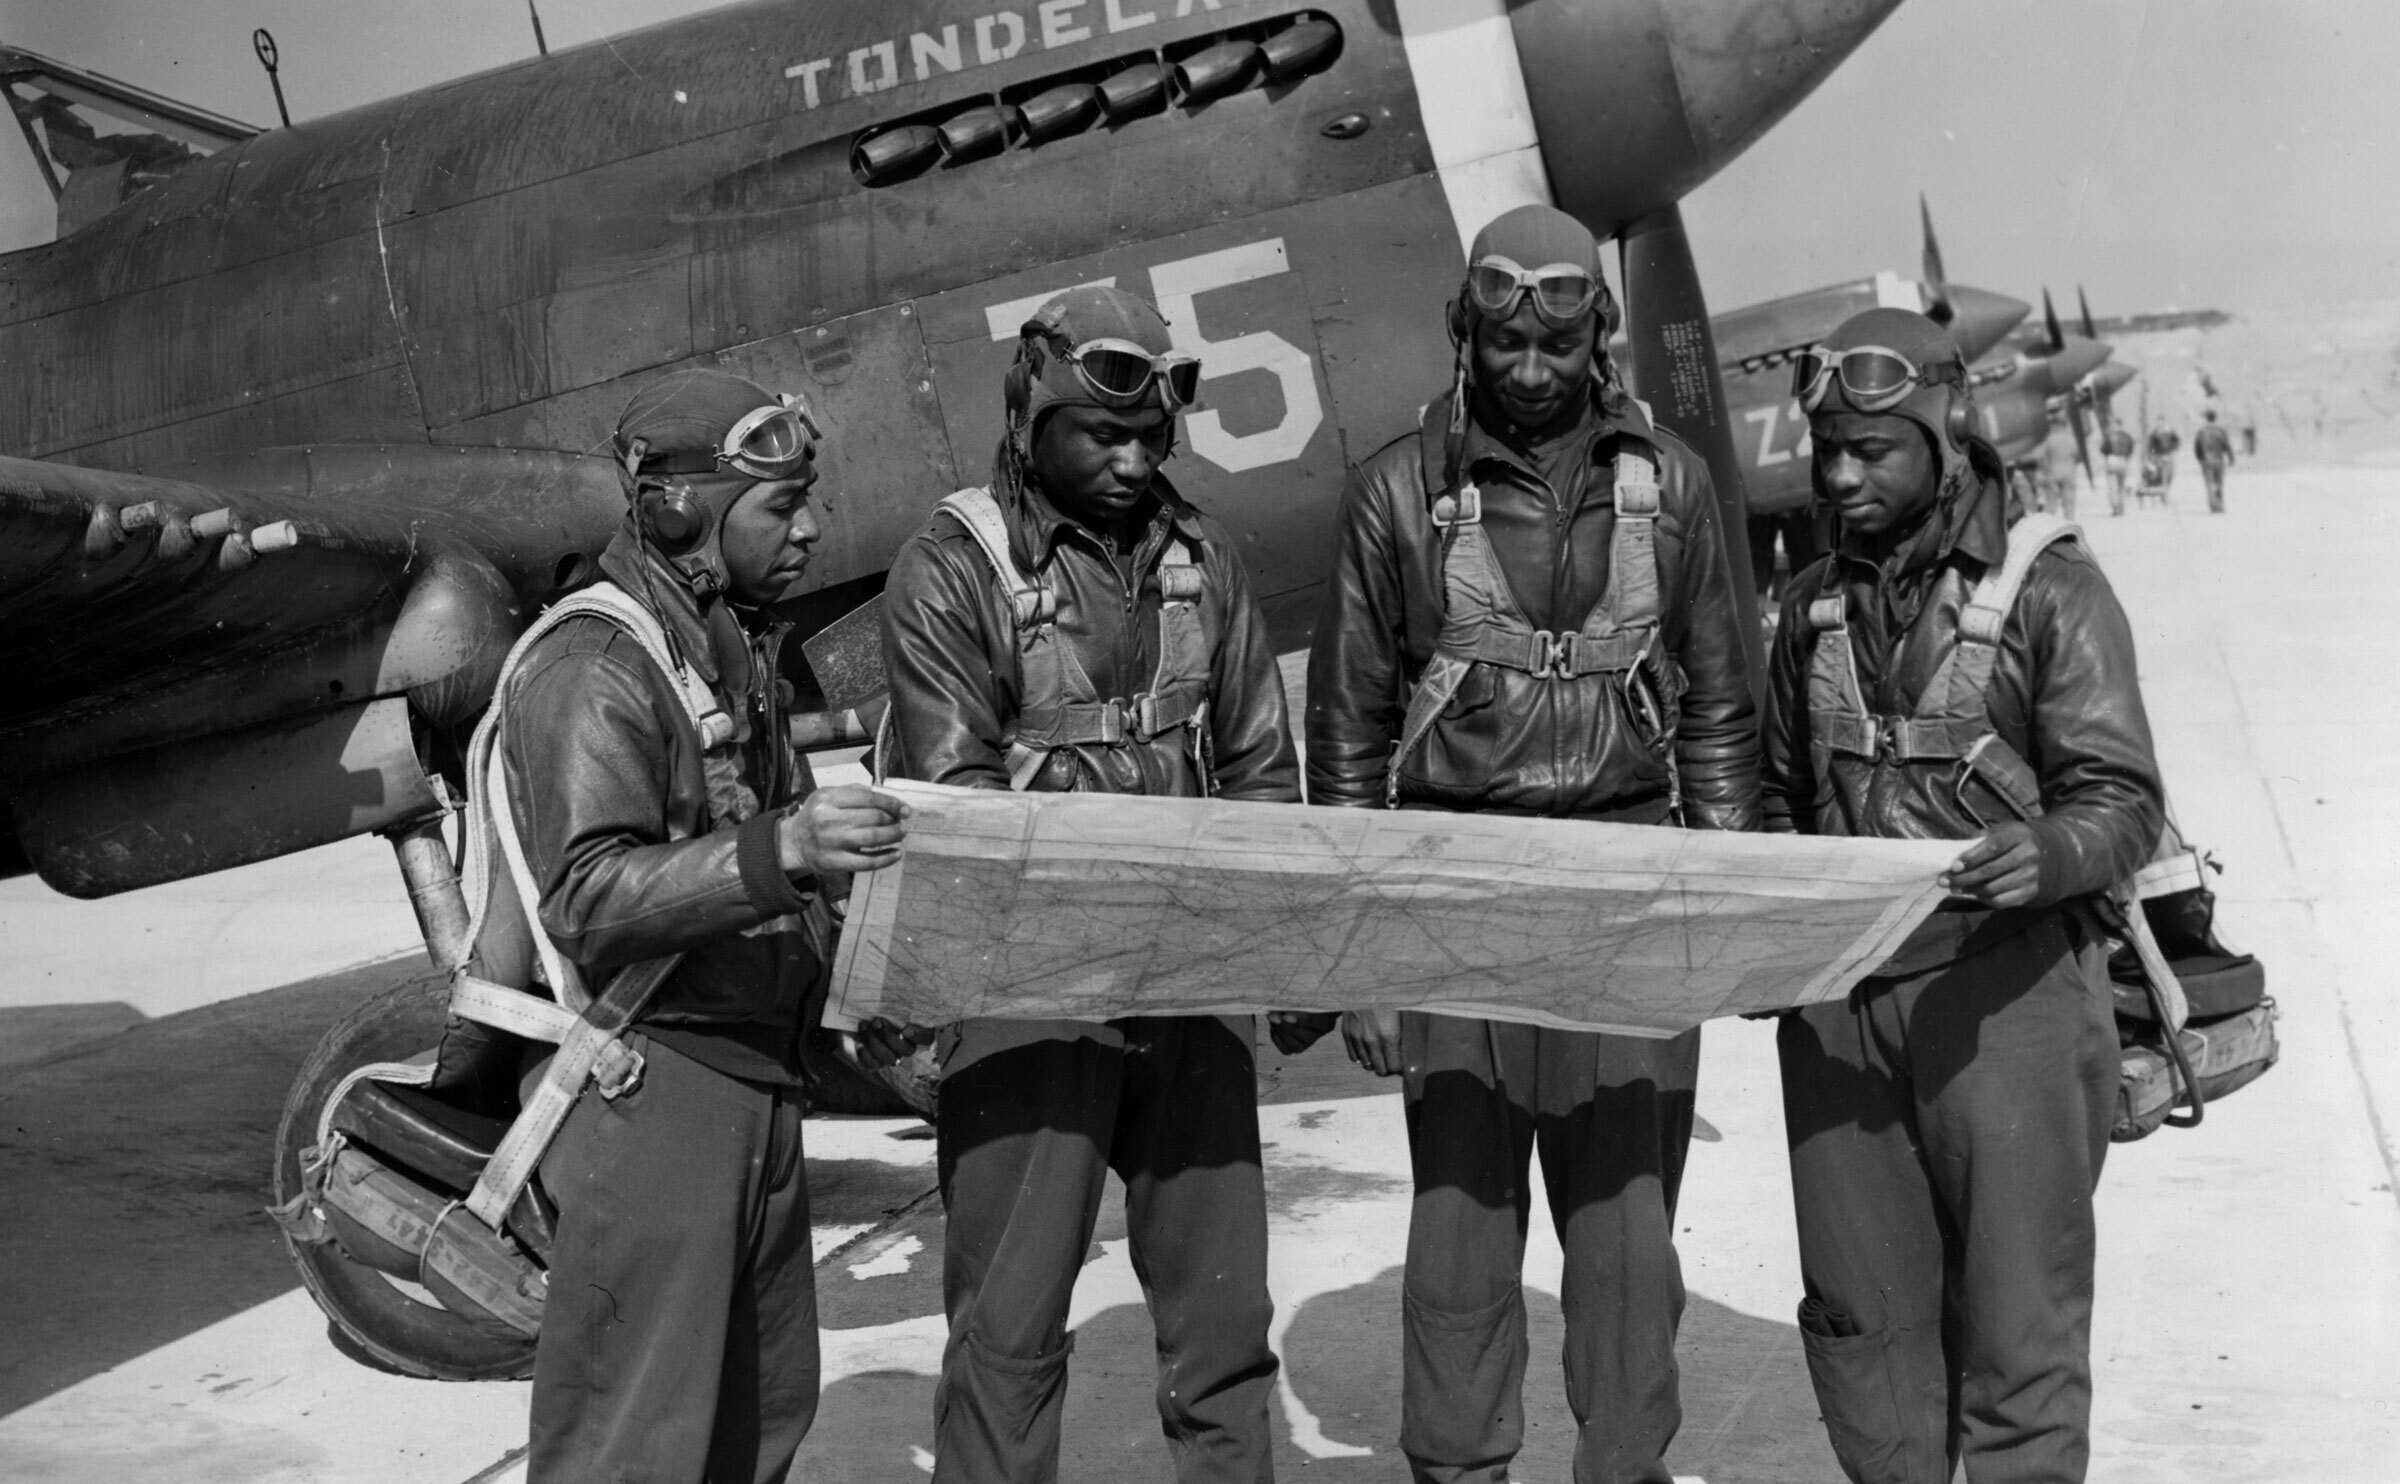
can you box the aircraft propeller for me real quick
[2041,286,2066,356]
[1919,194,1953,325]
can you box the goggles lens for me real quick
[1465,256,1601,326]
[1063,338,1202,412]
[716,396,821,480]
[1793,345,1961,414]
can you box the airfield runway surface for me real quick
[2,462,2395,1482]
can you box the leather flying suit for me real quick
[881,472,1299,1484]
[1308,390,1759,827]
[1761,456,2164,1484]
[505,532,826,1483]
[1306,388,1760,1484]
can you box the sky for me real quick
[1,0,2393,319]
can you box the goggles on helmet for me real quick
[1463,255,1604,328]
[1792,345,1966,415]
[1058,337,1202,414]
[632,393,823,482]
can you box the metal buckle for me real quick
[1530,630,1577,679]
[1096,698,1128,745]
[1432,483,1482,527]
[1129,693,1160,742]
[594,1040,646,1101]
[1876,718,1907,762]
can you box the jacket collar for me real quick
[594,532,781,698]
[1010,471,1205,570]
[1835,458,2008,582]
[1432,383,1655,493]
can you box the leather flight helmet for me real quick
[1801,306,1981,493]
[613,368,821,596]
[1004,284,1197,459]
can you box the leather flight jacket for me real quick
[880,474,1299,804]
[1761,458,2165,975]
[1307,389,1761,829]
[501,534,822,1084]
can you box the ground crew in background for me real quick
[2195,408,2236,513]
[1763,308,2164,1484]
[507,370,911,1480]
[2101,420,2134,515]
[875,285,1302,1483]
[1300,204,1762,1484]
[2143,421,2179,499]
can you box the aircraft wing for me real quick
[0,446,621,894]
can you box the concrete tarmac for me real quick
[1,462,2395,1481]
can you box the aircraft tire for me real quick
[271,972,537,1383]
[798,1026,938,1119]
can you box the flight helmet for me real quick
[1438,205,1622,480]
[1795,307,1979,492]
[613,368,822,596]
[1004,285,1198,462]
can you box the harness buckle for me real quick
[1432,483,1482,527]
[1530,630,1578,679]
[1875,717,1908,762]
[1097,698,1129,745]
[1129,693,1161,743]
[593,1040,646,1101]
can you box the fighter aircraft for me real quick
[1976,290,2117,465]
[0,0,1903,905]
[0,0,1903,1378]
[1706,199,2028,591]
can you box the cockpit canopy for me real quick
[1,46,257,240]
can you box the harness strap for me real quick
[427,580,734,1234]
[464,954,681,1228]
[937,487,1054,628]
[1387,440,1669,807]
[939,486,1213,790]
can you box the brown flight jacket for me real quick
[501,535,823,1085]
[1306,388,1762,830]
[1760,453,2165,974]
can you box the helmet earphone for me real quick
[633,476,711,555]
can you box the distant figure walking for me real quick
[2140,423,2179,506]
[2195,408,2236,513]
[2102,422,2135,515]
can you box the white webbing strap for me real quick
[1958,513,2079,644]
[427,582,726,1231]
[2116,888,2192,1035]
[938,487,1051,627]
[464,955,681,1229]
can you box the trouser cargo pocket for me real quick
[1401,1281,1527,1472]
[1797,1298,1933,1484]
[937,1331,1075,1483]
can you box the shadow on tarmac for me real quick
[797,1270,1843,1483]
[0,952,442,1416]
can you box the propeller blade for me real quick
[2042,288,2064,355]
[2068,394,2093,483]
[1617,204,1765,697]
[1919,194,1953,325]
[2077,284,2098,341]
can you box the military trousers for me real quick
[933,1015,1280,1484]
[1397,1013,1700,1484]
[529,1035,817,1484]
[1776,911,2117,1484]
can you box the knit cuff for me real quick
[738,810,814,918]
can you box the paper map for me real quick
[827,781,1960,1037]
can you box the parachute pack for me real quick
[270,582,724,1379]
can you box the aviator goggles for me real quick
[1791,345,1966,415]
[1058,337,1203,414]
[1463,254,1604,328]
[631,393,824,482]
